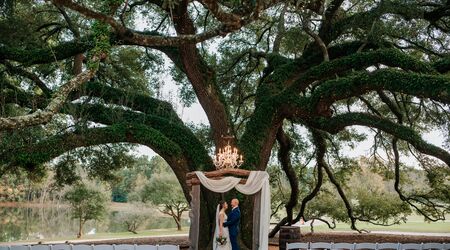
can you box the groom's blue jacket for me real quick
[223,207,240,236]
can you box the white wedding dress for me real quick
[213,205,232,250]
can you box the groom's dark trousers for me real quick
[223,207,241,250]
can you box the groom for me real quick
[223,198,241,250]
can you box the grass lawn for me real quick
[304,215,450,233]
[7,215,450,244]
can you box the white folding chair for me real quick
[11,246,31,250]
[287,242,309,250]
[422,243,444,250]
[401,243,423,250]
[93,245,113,250]
[355,243,377,250]
[157,245,179,250]
[310,242,333,250]
[113,245,134,250]
[51,245,72,250]
[72,245,92,250]
[378,243,400,250]
[31,245,50,250]
[135,245,157,250]
[334,243,356,250]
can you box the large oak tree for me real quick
[1,0,450,248]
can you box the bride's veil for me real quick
[213,204,220,250]
[216,204,221,225]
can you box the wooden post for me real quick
[188,185,200,250]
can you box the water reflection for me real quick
[0,205,189,242]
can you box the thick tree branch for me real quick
[310,69,450,115]
[78,82,182,123]
[272,4,287,54]
[434,57,450,73]
[312,130,361,232]
[0,64,98,130]
[276,127,299,225]
[1,116,198,200]
[197,0,242,26]
[268,127,325,237]
[294,130,325,223]
[50,0,121,29]
[332,0,450,42]
[287,48,435,93]
[171,2,233,148]
[377,91,403,123]
[303,18,329,62]
[0,40,93,65]
[51,0,242,47]
[2,61,52,97]
[309,112,450,167]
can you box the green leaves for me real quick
[88,21,111,70]
[64,183,107,221]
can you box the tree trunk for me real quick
[172,1,233,149]
[239,196,254,250]
[77,219,84,238]
[173,216,182,231]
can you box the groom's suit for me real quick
[223,207,241,250]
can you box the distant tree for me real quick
[115,210,150,234]
[303,162,412,232]
[64,184,107,238]
[140,171,188,231]
[110,156,158,202]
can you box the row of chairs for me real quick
[0,245,179,250]
[287,242,449,250]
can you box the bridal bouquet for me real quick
[216,236,227,246]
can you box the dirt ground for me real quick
[69,232,450,250]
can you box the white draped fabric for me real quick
[194,171,270,250]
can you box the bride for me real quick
[214,201,232,250]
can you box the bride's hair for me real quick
[219,200,227,210]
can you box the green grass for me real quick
[10,215,450,244]
[303,215,450,233]
[311,222,450,233]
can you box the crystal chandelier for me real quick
[213,140,244,170]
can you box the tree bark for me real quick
[172,1,234,148]
[276,128,299,225]
[0,62,98,131]
[174,216,182,231]
[77,218,84,238]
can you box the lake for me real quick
[0,203,189,242]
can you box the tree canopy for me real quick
[1,0,450,248]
